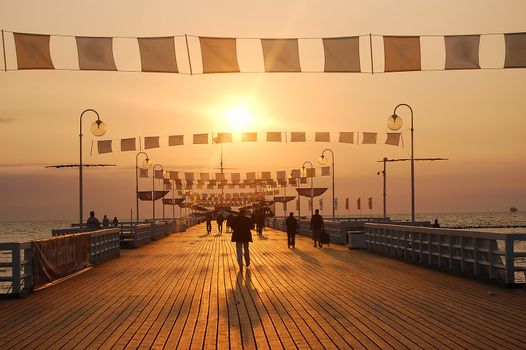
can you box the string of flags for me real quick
[92,131,402,155]
[5,31,525,73]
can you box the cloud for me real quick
[0,116,15,123]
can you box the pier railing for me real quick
[0,242,32,297]
[90,228,121,264]
[364,223,526,285]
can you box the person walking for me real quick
[206,214,212,234]
[256,209,265,235]
[217,214,224,234]
[310,209,324,247]
[231,208,254,270]
[285,212,298,248]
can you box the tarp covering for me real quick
[273,196,297,203]
[32,234,91,290]
[162,197,185,205]
[296,187,328,198]
[138,190,169,201]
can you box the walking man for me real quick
[285,212,298,248]
[205,214,212,234]
[310,209,324,247]
[231,208,254,270]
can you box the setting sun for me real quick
[226,106,253,131]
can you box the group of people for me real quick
[285,209,326,248]
[86,211,119,229]
[205,213,235,235]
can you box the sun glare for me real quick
[226,106,253,131]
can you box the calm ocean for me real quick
[1,212,525,243]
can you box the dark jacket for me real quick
[231,215,254,243]
[285,215,298,234]
[310,213,324,230]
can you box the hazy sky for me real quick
[0,0,525,220]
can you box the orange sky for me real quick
[0,0,525,220]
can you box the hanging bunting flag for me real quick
[383,36,421,72]
[323,36,361,72]
[154,170,164,179]
[261,171,271,180]
[266,132,282,142]
[338,132,354,144]
[169,135,184,146]
[504,32,526,68]
[444,35,480,70]
[97,140,112,154]
[200,173,210,181]
[368,197,373,210]
[261,39,301,72]
[169,171,179,180]
[139,168,149,178]
[76,36,117,71]
[184,172,194,181]
[334,198,338,210]
[137,37,178,73]
[315,132,330,142]
[242,132,257,142]
[321,166,331,176]
[13,33,54,70]
[357,197,361,210]
[193,133,209,144]
[231,173,241,183]
[199,37,240,73]
[296,199,300,210]
[308,198,312,211]
[216,173,226,181]
[246,172,256,181]
[215,133,233,143]
[120,138,136,151]
[319,198,324,211]
[345,197,349,210]
[306,168,316,177]
[385,133,401,146]
[290,132,306,142]
[362,132,378,144]
[290,169,301,179]
[144,136,160,149]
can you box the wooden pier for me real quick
[0,224,525,349]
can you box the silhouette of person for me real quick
[231,208,254,270]
[86,211,100,230]
[285,212,298,248]
[256,209,265,235]
[102,215,110,227]
[112,216,119,226]
[217,214,224,234]
[206,214,212,234]
[433,219,440,228]
[310,209,324,247]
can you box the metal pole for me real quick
[332,158,335,220]
[383,157,387,219]
[79,109,101,230]
[152,164,163,222]
[135,151,148,223]
[393,104,415,222]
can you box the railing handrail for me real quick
[365,223,526,240]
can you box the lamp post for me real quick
[377,157,388,220]
[152,164,163,222]
[319,148,335,220]
[302,161,314,217]
[79,109,107,230]
[387,103,414,222]
[135,152,150,223]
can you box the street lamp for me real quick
[387,103,415,222]
[152,164,163,222]
[377,157,388,220]
[302,161,314,217]
[135,152,150,223]
[79,109,107,230]
[319,148,335,220]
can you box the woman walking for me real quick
[310,209,324,247]
[285,212,298,248]
[231,209,254,270]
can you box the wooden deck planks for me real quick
[0,223,525,349]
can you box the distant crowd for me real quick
[86,211,119,229]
